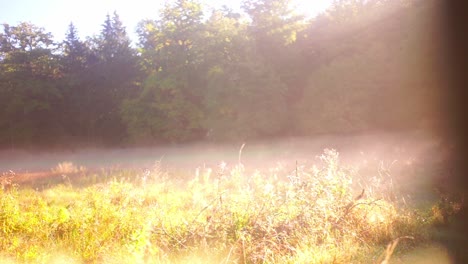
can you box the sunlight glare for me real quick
[291,0,333,17]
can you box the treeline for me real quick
[0,0,442,148]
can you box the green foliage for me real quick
[294,0,442,135]
[0,22,63,147]
[0,0,442,147]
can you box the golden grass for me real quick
[0,150,437,263]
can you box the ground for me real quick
[0,131,454,263]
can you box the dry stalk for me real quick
[377,236,414,264]
[238,143,245,167]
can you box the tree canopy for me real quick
[0,0,443,148]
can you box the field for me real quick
[0,132,456,263]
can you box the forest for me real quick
[0,0,443,148]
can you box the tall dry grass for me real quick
[0,149,436,263]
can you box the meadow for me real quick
[0,133,456,263]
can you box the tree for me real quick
[80,12,139,145]
[58,23,96,142]
[0,0,442,147]
[98,12,133,62]
[241,0,307,135]
[0,22,63,147]
[0,22,54,53]
[242,0,305,46]
[200,8,288,140]
[295,0,441,134]
[124,0,206,143]
[62,23,88,72]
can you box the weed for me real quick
[0,149,436,263]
